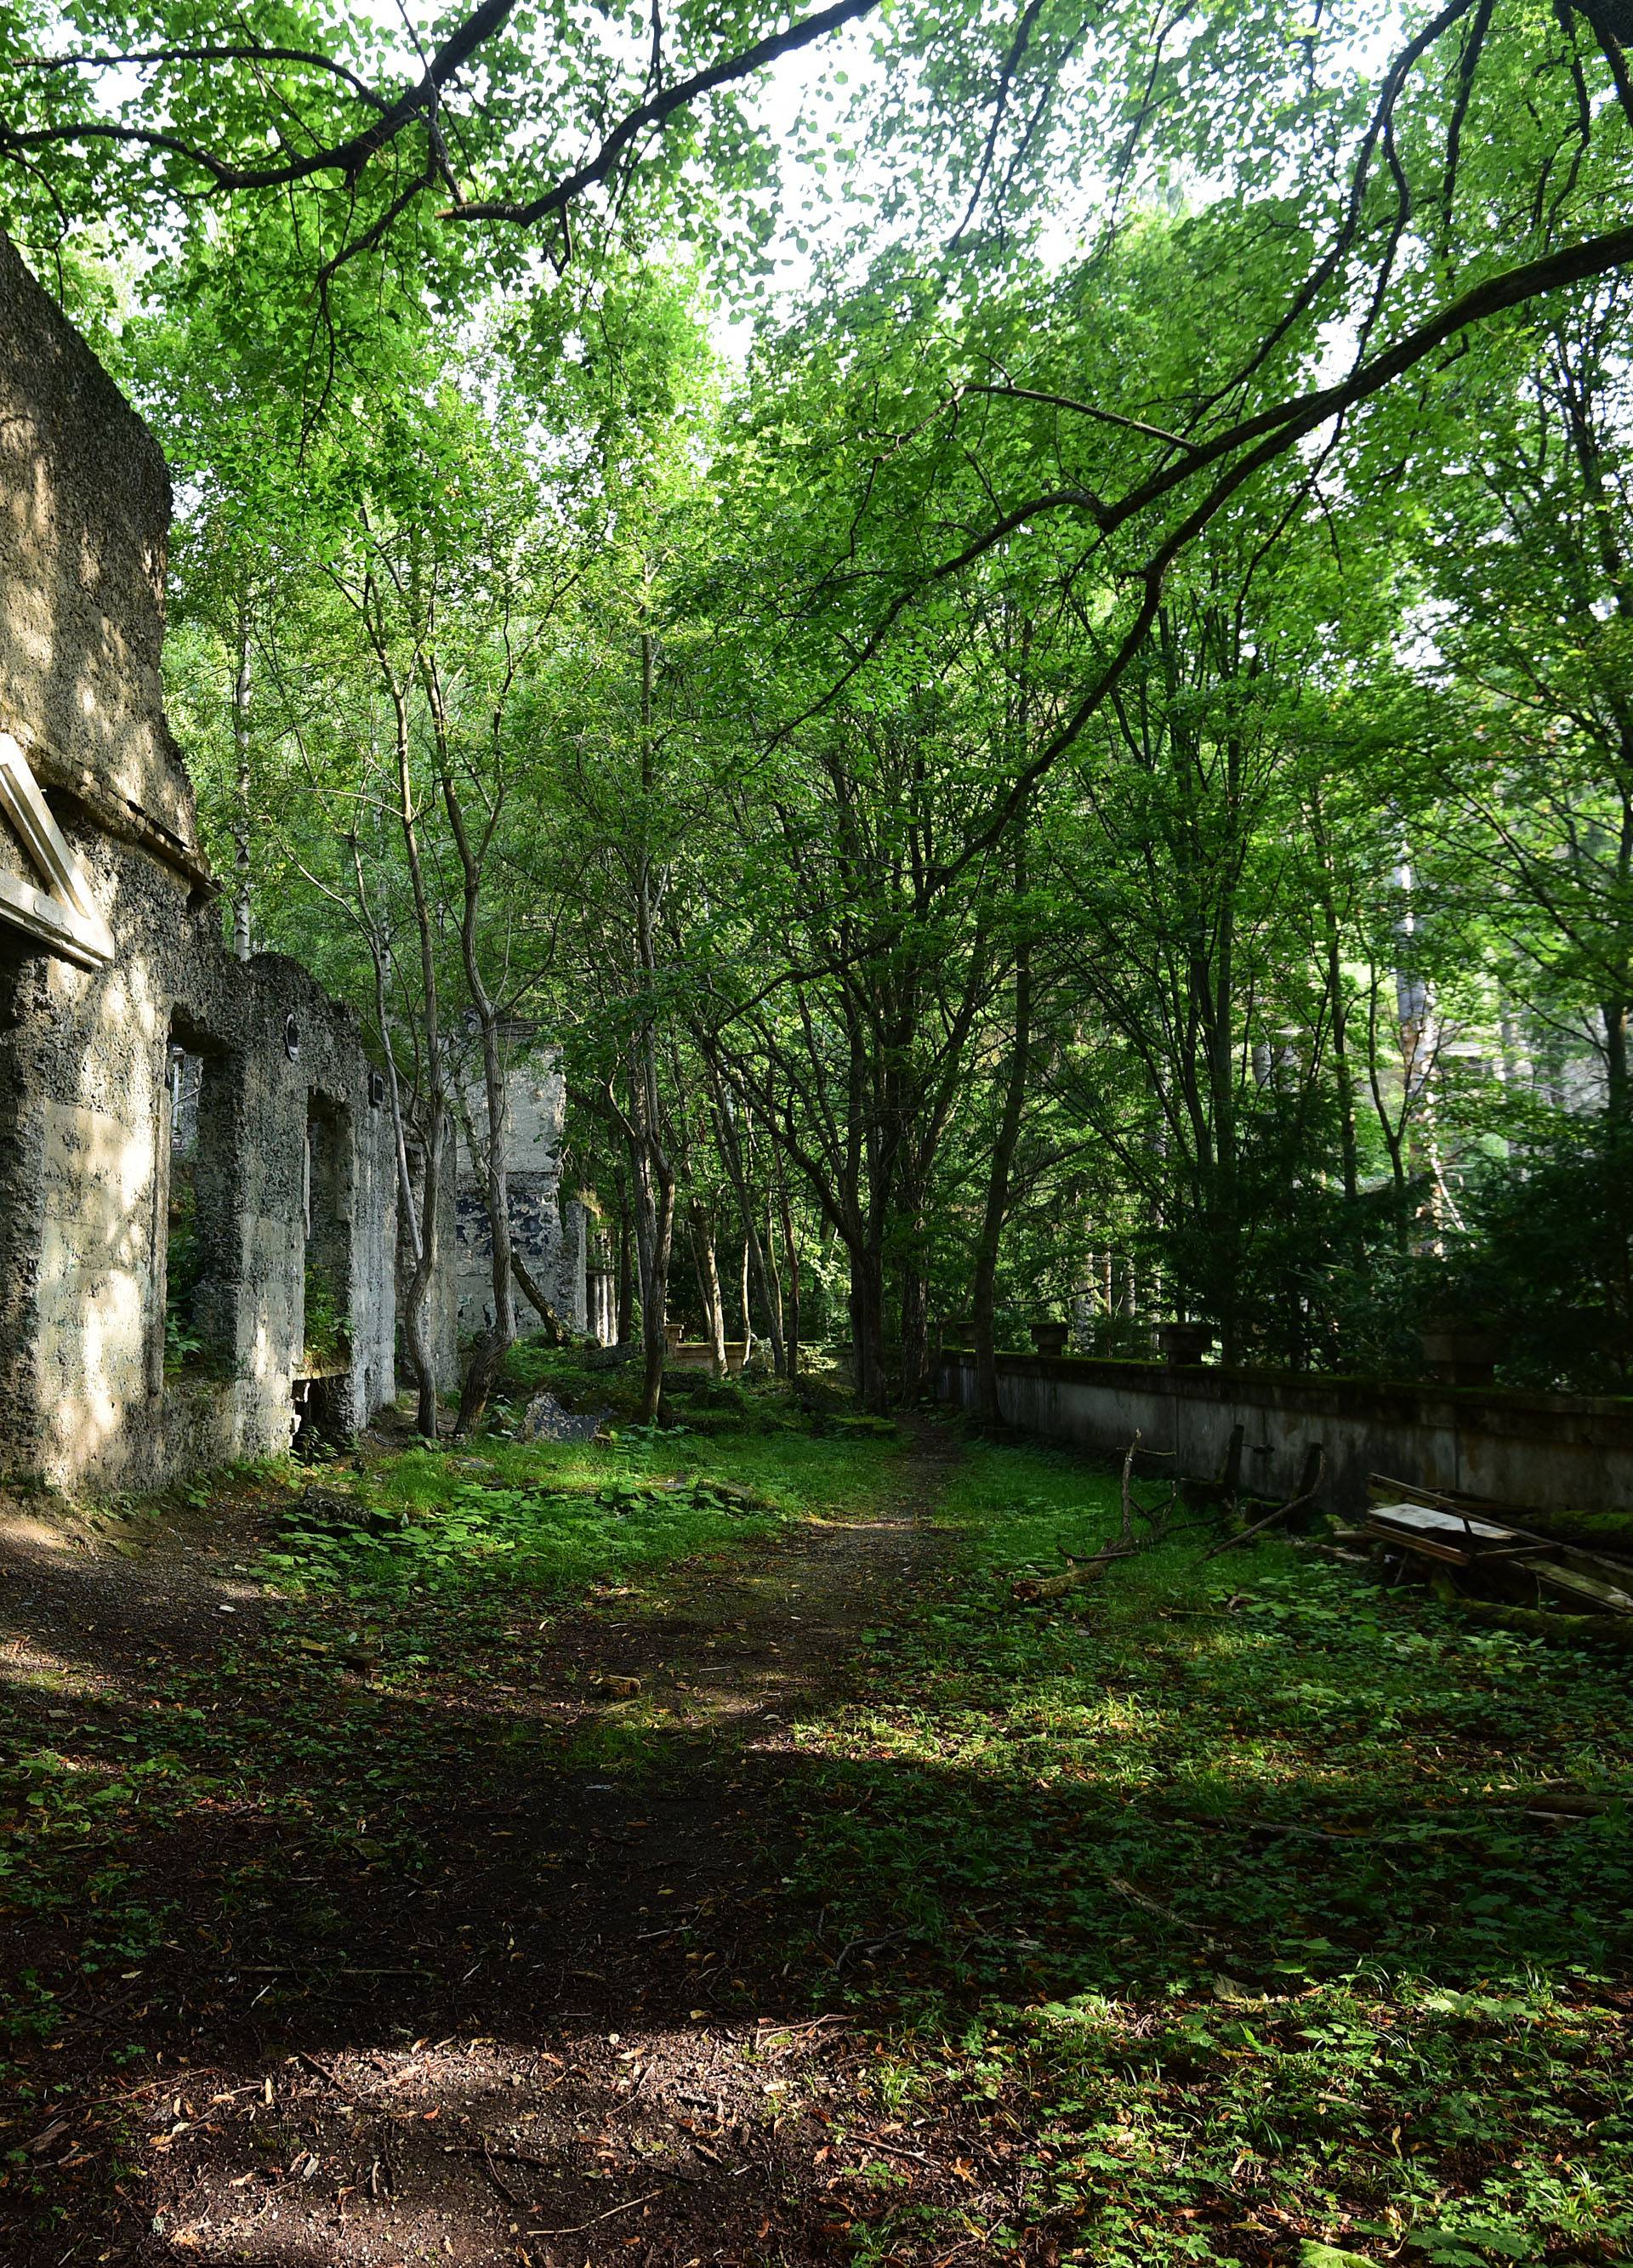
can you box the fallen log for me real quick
[1012,1543,1136,1601]
[1429,1589,1633,1652]
[1202,1448,1326,1561]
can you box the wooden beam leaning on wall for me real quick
[0,730,115,969]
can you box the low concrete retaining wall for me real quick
[669,1341,748,1376]
[936,1351,1633,1516]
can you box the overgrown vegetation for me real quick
[8,0,1633,1408]
[3,1399,1630,2259]
[299,1266,349,1367]
[161,1184,203,1376]
[4,0,1633,2251]
[775,1443,1633,2263]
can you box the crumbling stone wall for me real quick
[453,1045,588,1336]
[0,230,396,1491]
[0,232,196,856]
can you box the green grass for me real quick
[261,1356,891,1609]
[0,1395,898,2109]
[777,1437,1633,2265]
[262,1452,784,1601]
[6,1399,1631,2264]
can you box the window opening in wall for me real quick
[295,1100,354,1455]
[162,1021,239,1380]
[292,1373,347,1457]
[302,1097,353,1373]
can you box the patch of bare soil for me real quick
[1,1427,982,2268]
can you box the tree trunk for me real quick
[231,609,253,963]
[384,662,447,1440]
[691,1202,727,1377]
[703,1056,786,1374]
[432,742,515,1355]
[766,1191,786,1341]
[1328,925,1361,1206]
[632,1089,675,1426]
[777,1163,801,1379]
[630,618,676,1425]
[452,1326,504,1439]
[1309,790,1359,1203]
[1606,994,1630,1125]
[393,1117,445,1441]
[974,887,1032,1424]
[1365,969,1413,1252]
[850,1243,890,1413]
[898,1253,929,1404]
[510,1248,571,1346]
[617,1192,635,1344]
[623,1094,676,1425]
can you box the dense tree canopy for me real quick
[5,0,1633,1412]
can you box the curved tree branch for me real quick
[443,0,882,225]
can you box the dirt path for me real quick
[1,1425,963,2268]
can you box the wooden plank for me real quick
[1534,1560,1633,1616]
[0,865,105,969]
[1365,1500,1633,1611]
[1363,1518,1472,1566]
[1368,1472,1532,1521]
[0,733,114,967]
[1367,1502,1516,1544]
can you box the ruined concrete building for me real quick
[0,232,403,1488]
[453,1037,589,1338]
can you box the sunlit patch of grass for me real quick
[777,1436,1633,2264]
[560,1716,667,1779]
[0,1401,902,2127]
[259,1410,902,1607]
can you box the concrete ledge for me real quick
[668,1341,748,1376]
[936,1351,1633,1515]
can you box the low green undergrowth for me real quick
[0,1413,898,2119]
[781,1438,1633,2265]
[258,1364,875,1607]
[264,1464,782,1600]
[8,1413,1629,2263]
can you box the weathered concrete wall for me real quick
[0,232,197,856]
[936,1351,1633,1516]
[586,1265,617,1346]
[0,231,395,1490]
[0,837,398,1487]
[403,1129,460,1394]
[453,1048,586,1335]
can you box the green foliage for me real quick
[162,1179,202,1374]
[262,1467,781,1600]
[1428,1126,1633,1391]
[11,0,1633,1407]
[774,1441,1633,2260]
[299,1265,348,1364]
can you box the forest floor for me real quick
[2,1360,1631,2268]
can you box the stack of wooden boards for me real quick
[1362,1475,1633,1622]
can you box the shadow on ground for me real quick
[3,1429,1630,2267]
